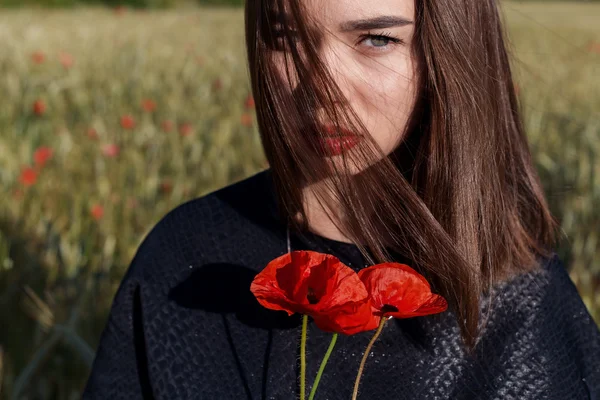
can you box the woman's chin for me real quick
[324,152,385,177]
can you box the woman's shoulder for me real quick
[470,253,600,396]
[488,253,592,317]
[156,168,274,236]
[483,253,597,335]
[125,169,277,284]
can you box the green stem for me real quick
[351,317,388,400]
[300,314,308,400]
[308,333,338,400]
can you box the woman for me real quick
[83,0,600,398]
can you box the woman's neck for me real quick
[294,179,355,244]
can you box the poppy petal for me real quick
[312,300,380,335]
[386,293,448,318]
[358,263,447,318]
[250,250,373,332]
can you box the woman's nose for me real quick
[291,76,347,110]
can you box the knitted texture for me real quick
[82,169,600,400]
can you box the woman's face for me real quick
[272,0,418,173]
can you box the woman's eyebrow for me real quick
[339,15,414,32]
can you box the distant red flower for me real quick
[357,263,448,320]
[588,41,600,54]
[120,114,135,130]
[20,167,37,186]
[87,128,98,140]
[114,5,126,15]
[90,204,104,220]
[59,52,74,69]
[250,250,378,335]
[33,99,46,116]
[212,78,222,91]
[31,51,46,64]
[102,143,120,158]
[179,123,193,137]
[141,99,156,113]
[33,146,53,168]
[196,55,205,66]
[244,94,255,109]
[161,120,174,133]
[160,180,173,194]
[241,113,253,127]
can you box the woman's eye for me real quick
[358,33,403,52]
[268,29,402,54]
[366,36,390,47]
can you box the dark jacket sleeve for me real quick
[546,255,600,398]
[81,236,155,399]
[485,254,600,400]
[453,254,600,400]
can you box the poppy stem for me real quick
[300,314,308,400]
[351,317,388,400]
[308,333,338,400]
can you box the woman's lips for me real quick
[318,136,363,156]
[322,124,357,138]
[317,124,363,156]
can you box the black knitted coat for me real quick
[82,169,600,400]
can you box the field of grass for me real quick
[0,2,598,399]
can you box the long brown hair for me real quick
[244,0,558,354]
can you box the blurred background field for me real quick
[0,1,598,399]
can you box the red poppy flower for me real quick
[102,143,120,158]
[357,263,448,319]
[250,250,378,335]
[161,120,173,133]
[179,123,193,137]
[20,167,37,186]
[241,113,253,127]
[87,128,99,140]
[244,94,255,109]
[59,52,74,69]
[588,41,600,55]
[159,180,173,194]
[212,78,222,91]
[33,146,53,168]
[90,204,104,220]
[120,115,135,130]
[33,99,46,116]
[114,5,126,15]
[32,51,46,64]
[141,99,156,113]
